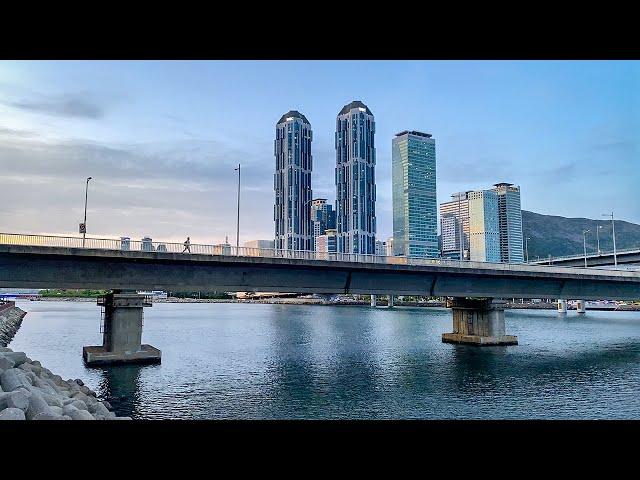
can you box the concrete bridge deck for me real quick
[1,234,638,300]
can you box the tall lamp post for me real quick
[234,164,241,255]
[602,212,617,266]
[596,225,603,255]
[582,229,590,268]
[525,236,531,263]
[82,176,92,247]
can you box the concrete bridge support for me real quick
[370,295,377,307]
[442,298,518,346]
[82,291,161,366]
[576,300,586,314]
[557,299,567,314]
[387,295,394,308]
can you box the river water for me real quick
[10,300,640,419]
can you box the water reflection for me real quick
[95,364,148,418]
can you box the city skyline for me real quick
[0,60,638,245]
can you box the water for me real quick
[9,300,640,419]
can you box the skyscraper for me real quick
[440,191,471,260]
[274,110,313,251]
[468,190,501,262]
[492,182,524,263]
[335,100,376,254]
[392,130,438,257]
[310,198,336,247]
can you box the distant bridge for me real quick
[529,248,640,268]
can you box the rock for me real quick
[34,377,58,395]
[90,402,110,417]
[0,352,27,367]
[32,412,68,420]
[69,399,88,411]
[0,407,26,420]
[79,385,91,395]
[39,391,64,408]
[72,391,90,405]
[49,406,64,416]
[102,400,113,410]
[0,347,13,352]
[62,404,78,416]
[0,391,29,411]
[67,408,95,420]
[25,390,53,420]
[1,368,31,392]
[74,378,84,386]
[0,356,15,372]
[32,361,42,367]
[112,416,132,420]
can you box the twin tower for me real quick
[274,101,376,254]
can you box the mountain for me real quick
[522,210,640,261]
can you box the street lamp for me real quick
[525,236,531,263]
[602,212,617,266]
[82,176,92,247]
[234,164,240,255]
[596,225,603,255]
[582,229,590,268]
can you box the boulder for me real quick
[49,406,64,416]
[1,368,31,392]
[0,352,27,367]
[0,407,26,420]
[90,402,111,417]
[32,412,68,420]
[67,408,95,420]
[74,378,84,386]
[0,356,15,372]
[0,347,13,352]
[0,391,29,411]
[102,400,113,411]
[25,390,53,420]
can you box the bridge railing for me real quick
[530,246,640,264]
[0,232,637,276]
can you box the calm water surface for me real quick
[10,300,640,419]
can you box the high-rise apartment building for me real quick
[492,183,524,263]
[315,228,337,259]
[439,191,471,260]
[274,110,313,251]
[335,100,376,254]
[310,198,336,247]
[468,190,501,262]
[392,130,438,257]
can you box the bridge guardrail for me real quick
[0,232,637,278]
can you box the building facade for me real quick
[492,183,524,263]
[243,240,275,250]
[315,228,337,259]
[310,198,336,248]
[439,191,471,260]
[274,111,313,251]
[468,190,501,262]
[392,130,438,257]
[335,100,376,254]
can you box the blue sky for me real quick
[0,60,638,244]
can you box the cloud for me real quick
[4,93,105,119]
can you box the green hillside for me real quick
[522,210,640,261]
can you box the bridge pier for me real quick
[83,291,161,366]
[576,300,586,314]
[442,298,518,346]
[557,299,567,314]
[387,295,394,308]
[370,295,377,307]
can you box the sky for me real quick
[0,60,638,245]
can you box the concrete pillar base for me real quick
[387,295,394,308]
[443,298,517,347]
[83,292,161,367]
[442,333,518,346]
[576,300,586,314]
[83,344,161,366]
[557,299,567,314]
[370,295,377,307]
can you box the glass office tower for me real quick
[335,100,376,254]
[274,110,313,251]
[468,190,501,262]
[392,130,438,257]
[492,182,524,263]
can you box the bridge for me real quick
[1,233,639,363]
[529,248,640,268]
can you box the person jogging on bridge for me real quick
[182,236,191,253]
